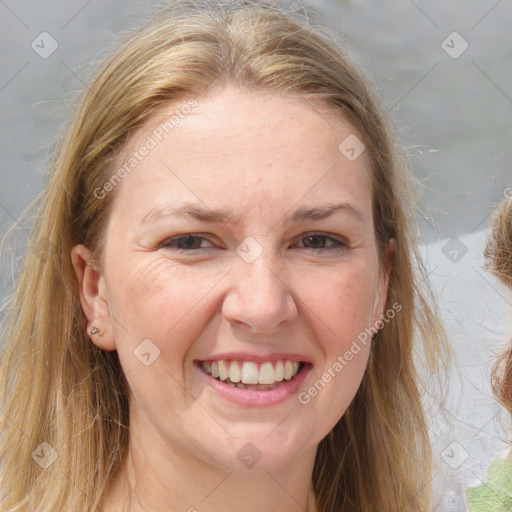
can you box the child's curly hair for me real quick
[484,197,512,416]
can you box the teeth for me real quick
[218,360,229,381]
[275,360,284,381]
[259,362,275,384]
[241,362,259,384]
[230,381,279,390]
[228,361,241,383]
[284,361,293,380]
[211,361,219,378]
[200,359,303,385]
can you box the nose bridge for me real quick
[239,246,280,294]
[222,236,297,331]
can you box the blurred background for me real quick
[1,1,511,509]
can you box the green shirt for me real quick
[466,455,512,511]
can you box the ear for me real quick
[70,244,116,351]
[371,238,397,325]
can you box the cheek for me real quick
[300,261,379,352]
[106,259,216,417]
[296,265,376,437]
[108,256,221,364]
[299,265,377,424]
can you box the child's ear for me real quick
[70,244,116,351]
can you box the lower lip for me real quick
[195,362,312,407]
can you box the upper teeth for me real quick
[201,360,301,385]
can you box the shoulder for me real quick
[465,455,512,512]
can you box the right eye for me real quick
[160,234,214,251]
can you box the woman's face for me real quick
[73,87,392,474]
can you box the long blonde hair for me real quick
[0,1,447,510]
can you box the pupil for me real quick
[306,235,324,248]
[177,235,200,249]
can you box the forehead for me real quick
[150,88,366,151]
[109,88,373,220]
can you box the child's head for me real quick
[485,197,512,415]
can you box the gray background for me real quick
[1,1,511,510]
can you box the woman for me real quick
[465,198,512,510]
[0,1,447,511]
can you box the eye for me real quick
[294,232,347,252]
[160,234,213,251]
[159,232,347,253]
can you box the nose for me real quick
[221,253,298,333]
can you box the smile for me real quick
[199,359,305,389]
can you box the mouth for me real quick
[196,359,308,391]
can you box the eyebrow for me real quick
[140,201,367,226]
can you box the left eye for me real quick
[160,232,346,252]
[294,233,347,251]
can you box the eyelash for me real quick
[160,232,348,253]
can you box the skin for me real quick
[71,87,394,512]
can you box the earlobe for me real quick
[70,244,116,351]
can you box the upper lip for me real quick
[195,351,312,364]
